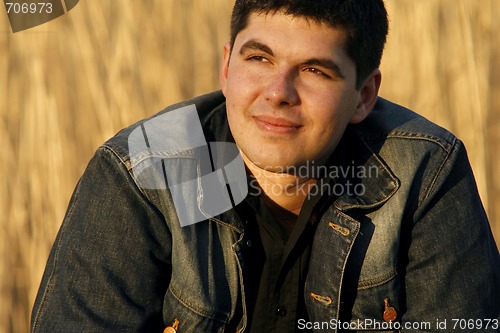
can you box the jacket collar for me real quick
[330,126,400,211]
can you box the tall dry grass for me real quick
[381,0,500,230]
[0,1,498,332]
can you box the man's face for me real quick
[221,11,377,173]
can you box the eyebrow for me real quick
[239,39,274,57]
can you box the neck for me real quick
[242,152,318,216]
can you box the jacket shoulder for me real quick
[356,97,457,152]
[100,90,226,164]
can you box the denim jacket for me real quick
[32,91,500,332]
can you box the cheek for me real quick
[304,96,355,144]
[315,92,357,126]
[224,75,248,105]
[226,101,247,139]
[225,80,261,120]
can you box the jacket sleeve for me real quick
[31,146,172,332]
[401,139,500,332]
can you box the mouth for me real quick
[253,115,302,134]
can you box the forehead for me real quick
[234,11,351,63]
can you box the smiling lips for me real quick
[253,115,302,134]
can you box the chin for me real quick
[249,153,303,172]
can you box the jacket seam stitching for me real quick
[31,183,80,332]
[335,211,361,320]
[418,137,458,206]
[362,132,453,152]
[208,217,244,233]
[169,284,230,324]
[357,268,398,290]
[99,145,160,208]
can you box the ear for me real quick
[350,68,382,124]
[220,42,232,96]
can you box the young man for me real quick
[32,1,499,332]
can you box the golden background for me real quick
[1,1,499,332]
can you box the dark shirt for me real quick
[243,177,334,333]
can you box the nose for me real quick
[264,69,300,107]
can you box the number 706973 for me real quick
[5,2,53,14]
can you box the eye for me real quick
[247,55,270,63]
[304,67,331,79]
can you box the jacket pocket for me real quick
[340,268,401,332]
[162,284,229,333]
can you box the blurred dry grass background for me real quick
[0,1,498,332]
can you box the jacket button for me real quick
[276,306,287,317]
[246,239,253,248]
[383,298,398,322]
[163,319,179,333]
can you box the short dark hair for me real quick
[229,0,389,88]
